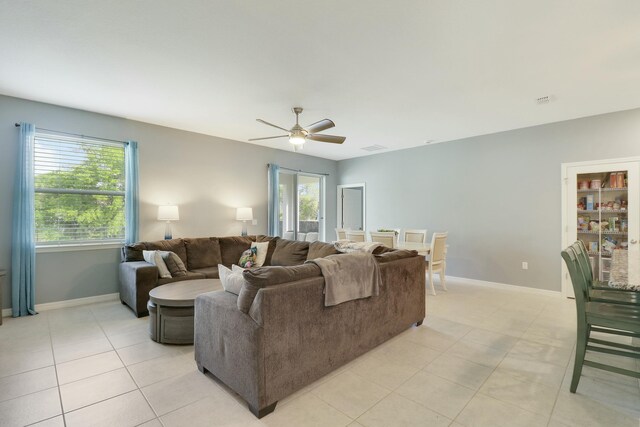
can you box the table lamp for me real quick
[158,205,179,240]
[236,207,253,237]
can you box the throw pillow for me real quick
[218,264,245,295]
[143,250,172,279]
[251,241,270,267]
[238,247,258,268]
[158,251,188,277]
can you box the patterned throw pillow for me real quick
[238,247,258,268]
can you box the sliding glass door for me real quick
[278,171,325,242]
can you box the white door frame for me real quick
[561,156,640,297]
[337,183,366,232]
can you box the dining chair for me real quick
[369,231,397,249]
[335,228,348,240]
[404,229,427,244]
[425,232,448,296]
[571,242,639,306]
[305,232,319,243]
[561,245,640,392]
[283,231,294,240]
[345,230,365,242]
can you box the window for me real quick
[34,133,126,246]
[277,171,325,241]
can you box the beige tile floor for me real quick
[1,279,639,427]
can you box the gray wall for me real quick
[338,108,640,292]
[0,95,338,309]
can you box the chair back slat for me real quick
[404,229,427,244]
[369,231,397,248]
[345,230,365,242]
[561,245,589,322]
[430,232,448,263]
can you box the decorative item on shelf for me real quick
[578,180,590,190]
[586,195,594,211]
[609,173,617,188]
[589,241,599,253]
[617,172,625,188]
[158,205,180,240]
[236,207,253,237]
[589,221,600,232]
[377,228,398,236]
[590,179,601,189]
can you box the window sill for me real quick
[36,242,124,253]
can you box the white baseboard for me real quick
[2,293,119,318]
[446,276,563,297]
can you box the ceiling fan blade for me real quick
[248,135,288,141]
[307,134,346,144]
[256,119,290,133]
[305,119,335,134]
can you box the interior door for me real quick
[563,160,639,297]
[342,187,363,230]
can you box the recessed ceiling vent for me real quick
[536,95,554,105]
[361,144,387,152]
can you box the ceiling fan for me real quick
[249,107,346,150]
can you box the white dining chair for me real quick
[335,228,348,240]
[283,231,295,240]
[426,232,448,296]
[403,229,427,244]
[305,232,319,242]
[369,231,397,248]
[345,230,365,242]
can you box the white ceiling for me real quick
[1,1,639,161]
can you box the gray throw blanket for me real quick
[307,252,381,306]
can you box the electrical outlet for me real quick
[251,219,258,225]
[522,261,528,270]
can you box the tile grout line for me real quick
[89,304,161,424]
[46,312,68,427]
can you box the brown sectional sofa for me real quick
[194,245,426,418]
[119,235,334,317]
[119,234,426,419]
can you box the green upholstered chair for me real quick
[561,244,640,393]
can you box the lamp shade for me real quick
[236,207,253,221]
[158,205,180,221]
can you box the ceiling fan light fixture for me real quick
[289,135,306,145]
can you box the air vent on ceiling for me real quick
[361,144,387,152]
[536,95,554,105]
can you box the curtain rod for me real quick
[14,122,129,145]
[268,163,329,176]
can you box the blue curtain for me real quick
[125,141,139,244]
[12,123,37,317]
[267,164,280,237]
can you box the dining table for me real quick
[396,242,431,256]
[608,249,640,291]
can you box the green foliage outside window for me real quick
[35,142,125,243]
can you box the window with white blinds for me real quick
[34,134,126,245]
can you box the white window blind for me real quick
[34,134,126,245]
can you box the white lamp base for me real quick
[164,221,173,240]
[241,221,248,237]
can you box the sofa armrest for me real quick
[118,261,159,316]
[194,291,264,409]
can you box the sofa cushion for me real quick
[189,266,220,279]
[219,264,246,295]
[255,235,279,266]
[374,249,418,263]
[239,247,258,268]
[219,236,256,267]
[143,250,171,278]
[184,237,222,270]
[237,264,322,313]
[307,241,340,260]
[159,251,188,277]
[157,271,205,285]
[144,239,187,264]
[270,239,310,266]
[121,243,145,262]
